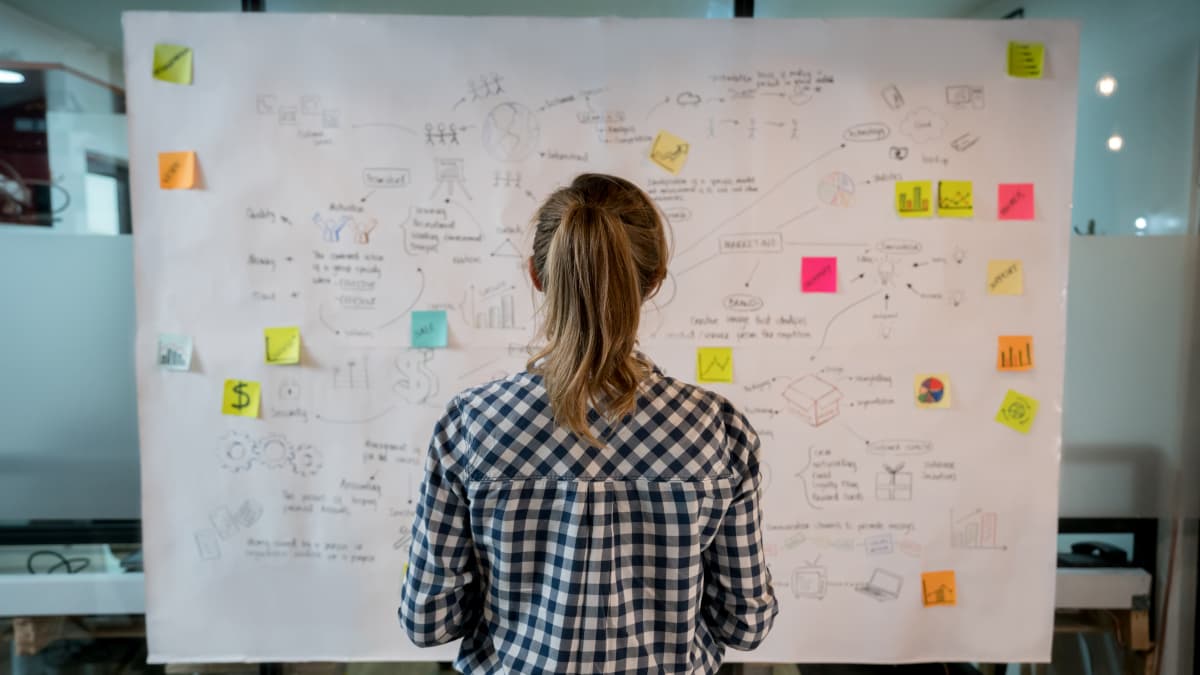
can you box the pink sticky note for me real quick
[998,183,1035,220]
[802,257,838,293]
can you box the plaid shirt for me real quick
[399,358,778,673]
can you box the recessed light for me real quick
[1107,134,1124,152]
[1096,75,1117,96]
[0,69,26,84]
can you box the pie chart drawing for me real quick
[917,377,946,404]
[818,171,855,207]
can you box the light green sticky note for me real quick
[995,389,1039,433]
[264,326,300,365]
[153,43,193,84]
[411,310,448,348]
[1007,41,1045,79]
[696,347,734,383]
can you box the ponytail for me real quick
[528,174,668,444]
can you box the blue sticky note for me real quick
[411,310,448,348]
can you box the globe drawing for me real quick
[482,102,540,162]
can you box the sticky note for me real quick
[649,130,690,175]
[922,570,957,607]
[801,257,838,293]
[997,335,1034,371]
[937,180,973,218]
[404,562,409,578]
[998,183,1035,220]
[158,151,196,190]
[1007,41,1045,79]
[987,260,1023,295]
[914,374,951,409]
[895,180,933,217]
[696,347,733,383]
[264,326,301,365]
[995,389,1039,433]
[152,44,193,84]
[411,310,448,348]
[157,333,193,371]
[221,379,261,418]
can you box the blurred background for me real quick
[0,1,1196,674]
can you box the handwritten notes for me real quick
[998,183,1035,220]
[922,570,957,607]
[696,347,734,383]
[937,180,973,218]
[158,151,196,190]
[157,333,193,371]
[1007,41,1045,79]
[221,379,261,418]
[997,335,1034,371]
[649,130,690,175]
[411,310,448,348]
[153,43,193,84]
[895,180,933,218]
[801,257,838,293]
[264,326,301,365]
[914,374,951,409]
[995,389,1039,433]
[987,260,1023,295]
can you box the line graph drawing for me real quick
[697,350,732,380]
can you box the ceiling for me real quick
[3,0,240,53]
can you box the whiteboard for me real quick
[125,13,1078,664]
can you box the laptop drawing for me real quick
[856,569,903,601]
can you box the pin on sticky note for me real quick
[153,43,193,84]
[998,183,1035,220]
[158,151,196,190]
[995,389,1039,433]
[411,310,448,348]
[649,130,690,175]
[895,180,933,217]
[997,335,1034,371]
[987,260,1023,295]
[922,570,957,607]
[157,333,193,371]
[264,326,301,365]
[1007,41,1045,79]
[914,374,951,409]
[221,379,261,418]
[696,347,733,383]
[937,180,973,218]
[801,257,838,293]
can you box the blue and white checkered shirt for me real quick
[399,357,778,673]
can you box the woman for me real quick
[400,173,777,673]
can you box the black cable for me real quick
[25,549,91,575]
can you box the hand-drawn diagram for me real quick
[856,568,903,601]
[900,106,946,143]
[876,463,913,501]
[945,85,984,109]
[951,508,1007,550]
[394,350,439,405]
[462,282,522,330]
[817,171,855,207]
[332,355,370,389]
[216,432,324,476]
[791,558,828,599]
[431,158,472,200]
[783,375,843,427]
[425,122,462,145]
[880,84,905,110]
[482,102,540,162]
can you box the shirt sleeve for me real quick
[700,403,779,650]
[398,397,482,647]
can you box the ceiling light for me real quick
[1096,75,1117,96]
[1107,134,1124,151]
[0,69,26,84]
[1134,217,1147,230]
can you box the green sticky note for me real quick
[995,389,1039,433]
[1007,41,1044,79]
[411,310,448,348]
[153,44,193,84]
[696,347,734,383]
[264,326,300,365]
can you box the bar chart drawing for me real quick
[895,180,932,216]
[997,335,1034,371]
[464,284,521,330]
[951,508,1007,550]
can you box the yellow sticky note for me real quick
[696,347,733,383]
[895,180,933,217]
[221,379,261,418]
[264,326,301,365]
[1007,41,1045,79]
[404,562,409,578]
[650,130,690,175]
[914,374,951,409]
[158,151,196,190]
[937,180,973,218]
[995,389,1039,433]
[997,335,1034,371]
[922,570,957,607]
[153,43,193,84]
[986,260,1023,295]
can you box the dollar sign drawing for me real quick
[231,382,252,410]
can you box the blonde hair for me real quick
[527,174,669,443]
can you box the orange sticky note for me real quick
[159,151,196,189]
[922,570,956,607]
[997,336,1034,371]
